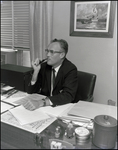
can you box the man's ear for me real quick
[60,52,65,59]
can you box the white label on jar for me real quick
[75,127,90,136]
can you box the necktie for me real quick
[52,68,56,87]
[50,68,56,96]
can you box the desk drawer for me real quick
[1,120,65,149]
[1,122,41,149]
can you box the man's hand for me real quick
[31,58,41,83]
[23,99,44,111]
[32,58,41,71]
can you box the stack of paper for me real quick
[67,101,117,120]
[58,103,91,123]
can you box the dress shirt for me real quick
[53,64,62,77]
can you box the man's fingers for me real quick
[23,101,35,111]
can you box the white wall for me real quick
[23,1,117,105]
[52,1,117,105]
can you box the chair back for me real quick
[74,71,96,102]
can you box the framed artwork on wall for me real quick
[70,1,116,38]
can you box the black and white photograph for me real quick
[1,1,117,149]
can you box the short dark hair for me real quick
[51,38,68,54]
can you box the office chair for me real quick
[73,71,97,103]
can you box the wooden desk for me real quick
[1,93,117,149]
[1,116,117,149]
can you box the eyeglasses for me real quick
[45,49,64,55]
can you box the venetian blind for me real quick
[1,1,30,51]
[1,1,12,48]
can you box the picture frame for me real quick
[70,1,116,38]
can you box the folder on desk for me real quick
[58,103,91,123]
[67,101,117,120]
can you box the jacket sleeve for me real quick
[27,70,42,94]
[48,67,78,106]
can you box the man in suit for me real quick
[25,39,78,110]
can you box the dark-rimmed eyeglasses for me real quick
[45,49,64,55]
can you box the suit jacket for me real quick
[27,58,78,106]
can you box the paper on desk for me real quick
[68,101,117,120]
[40,103,74,117]
[3,97,24,106]
[10,91,29,98]
[58,103,91,123]
[9,105,50,125]
[1,91,29,106]
[13,93,46,106]
[2,85,14,91]
[1,111,56,133]
[1,102,14,113]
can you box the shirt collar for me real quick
[53,64,61,73]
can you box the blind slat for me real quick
[1,1,30,50]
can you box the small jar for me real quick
[75,127,91,145]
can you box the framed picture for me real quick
[70,1,116,38]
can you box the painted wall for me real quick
[52,1,117,105]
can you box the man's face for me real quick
[46,42,64,68]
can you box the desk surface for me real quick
[1,89,117,149]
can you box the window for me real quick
[1,1,30,51]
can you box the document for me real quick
[9,105,50,125]
[1,102,14,113]
[40,103,73,117]
[1,111,56,134]
[2,85,14,91]
[68,101,117,120]
[1,91,29,106]
[58,103,91,123]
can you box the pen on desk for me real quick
[1,100,16,107]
